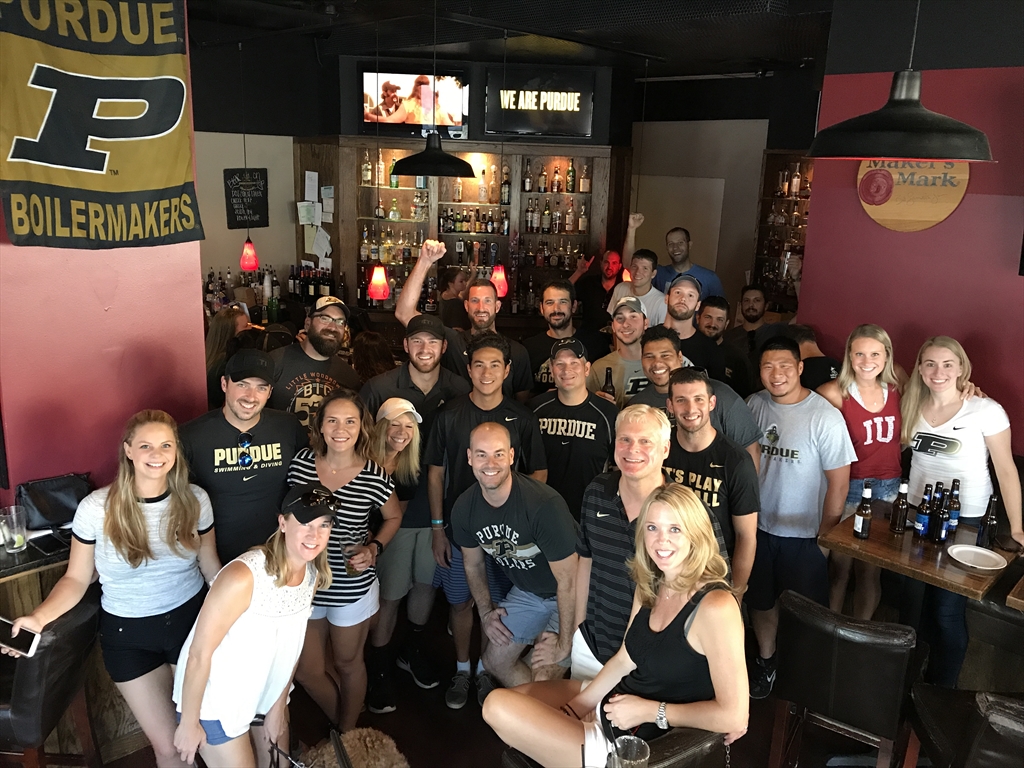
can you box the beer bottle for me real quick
[930,482,944,538]
[976,495,999,549]
[947,479,961,532]
[914,484,932,539]
[890,480,909,534]
[854,484,872,539]
[602,368,616,400]
[931,494,950,544]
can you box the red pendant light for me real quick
[622,268,631,282]
[240,236,259,271]
[368,265,390,300]
[491,264,509,298]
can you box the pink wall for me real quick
[0,223,207,504]
[799,67,1024,454]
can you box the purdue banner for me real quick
[0,0,204,248]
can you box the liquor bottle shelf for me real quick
[356,216,430,224]
[439,201,510,207]
[520,191,592,197]
[359,185,427,192]
[438,232,509,238]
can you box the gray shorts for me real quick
[375,528,437,602]
[499,586,569,667]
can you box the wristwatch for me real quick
[656,702,669,730]
[369,539,384,556]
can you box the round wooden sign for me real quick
[856,161,969,232]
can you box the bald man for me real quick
[451,422,579,690]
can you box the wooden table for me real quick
[819,502,1019,601]
[1007,573,1024,612]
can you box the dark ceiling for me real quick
[187,0,834,78]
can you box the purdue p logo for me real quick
[8,65,186,174]
[911,433,962,458]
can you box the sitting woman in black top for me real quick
[483,483,748,767]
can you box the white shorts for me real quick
[310,580,380,627]
[570,627,603,682]
[577,678,614,768]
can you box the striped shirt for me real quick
[287,450,394,606]
[576,472,730,664]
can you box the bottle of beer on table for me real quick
[930,482,945,539]
[947,479,961,532]
[931,493,950,544]
[890,480,909,534]
[914,484,933,539]
[854,484,872,539]
[602,368,616,400]
[976,495,999,550]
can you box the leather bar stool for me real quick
[502,726,725,768]
[769,590,920,768]
[0,582,103,767]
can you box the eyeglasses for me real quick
[312,314,347,327]
[237,432,254,468]
[284,487,340,515]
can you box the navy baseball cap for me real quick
[224,349,275,385]
[668,272,702,294]
[550,337,588,361]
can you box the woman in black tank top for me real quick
[483,484,748,768]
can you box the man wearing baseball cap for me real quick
[181,349,309,563]
[529,338,618,519]
[268,295,360,429]
[359,314,470,712]
[663,272,726,381]
[585,296,649,407]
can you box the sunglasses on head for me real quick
[237,432,254,467]
[285,487,340,515]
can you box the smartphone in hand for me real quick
[0,617,41,657]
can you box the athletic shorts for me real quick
[376,527,438,602]
[499,586,568,665]
[570,627,603,682]
[432,545,512,606]
[745,529,828,612]
[310,580,380,627]
[99,586,206,683]
[842,477,901,520]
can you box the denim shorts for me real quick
[174,713,239,746]
[843,477,901,519]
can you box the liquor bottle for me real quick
[564,198,575,233]
[551,200,562,234]
[947,479,961,532]
[388,199,400,221]
[579,164,591,193]
[914,484,933,539]
[370,227,380,262]
[523,161,533,192]
[376,149,385,187]
[361,150,372,184]
[541,199,552,234]
[287,266,296,299]
[500,167,511,205]
[454,176,463,203]
[538,165,548,193]
[321,269,331,297]
[478,168,488,202]
[375,196,385,219]
[424,277,438,313]
[501,210,510,236]
[854,485,872,539]
[976,495,999,549]
[271,270,281,299]
[268,293,279,323]
[602,368,616,399]
[489,164,498,204]
[416,174,426,189]
[789,165,802,198]
[551,165,562,193]
[525,199,534,233]
[360,226,370,261]
[486,212,494,234]
[566,158,576,193]
[578,203,588,234]
[225,267,233,291]
[890,480,909,533]
[306,269,317,305]
[931,494,950,544]
[263,270,273,307]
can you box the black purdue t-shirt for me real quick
[663,431,760,554]
[529,391,618,519]
[800,355,842,392]
[677,331,727,381]
[180,408,309,563]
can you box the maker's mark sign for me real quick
[857,160,969,232]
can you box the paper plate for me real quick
[947,545,1007,571]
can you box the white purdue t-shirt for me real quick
[907,397,1010,518]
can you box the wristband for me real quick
[431,519,445,526]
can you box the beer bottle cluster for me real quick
[912,479,962,544]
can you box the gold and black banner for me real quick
[0,0,204,248]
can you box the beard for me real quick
[667,304,695,322]
[742,306,765,323]
[308,327,342,357]
[545,312,571,331]
[699,324,723,342]
[408,352,440,374]
[470,313,495,331]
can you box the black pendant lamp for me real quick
[808,1,992,162]
[392,0,475,178]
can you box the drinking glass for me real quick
[608,736,649,768]
[343,544,360,576]
[1,506,28,554]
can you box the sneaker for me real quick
[476,670,498,706]
[396,645,440,689]
[445,671,471,710]
[366,666,397,714]
[749,653,777,700]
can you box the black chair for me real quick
[502,727,725,768]
[0,582,103,767]
[769,590,920,768]
[907,683,1024,768]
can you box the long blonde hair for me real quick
[627,484,736,608]
[260,521,332,590]
[900,336,973,445]
[367,415,421,487]
[205,306,245,373]
[104,410,201,568]
[836,324,899,397]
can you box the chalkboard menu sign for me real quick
[485,68,595,137]
[223,168,269,229]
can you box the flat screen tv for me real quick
[360,69,468,139]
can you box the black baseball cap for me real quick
[281,482,337,523]
[668,272,702,294]
[406,314,446,340]
[550,337,588,361]
[224,349,275,385]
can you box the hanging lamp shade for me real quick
[491,264,509,297]
[808,70,992,162]
[239,237,259,271]
[392,132,476,178]
[368,265,390,300]
[622,268,632,282]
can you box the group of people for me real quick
[6,226,1020,767]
